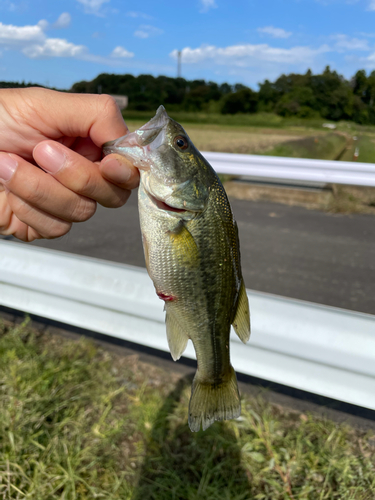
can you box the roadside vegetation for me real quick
[1,318,374,500]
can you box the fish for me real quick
[103,106,250,432]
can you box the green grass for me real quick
[265,133,347,161]
[356,135,375,164]
[1,318,374,499]
[123,109,375,134]
[122,110,375,164]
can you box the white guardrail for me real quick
[202,151,375,187]
[1,240,375,410]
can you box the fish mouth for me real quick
[147,190,187,214]
[139,105,169,132]
[102,106,169,161]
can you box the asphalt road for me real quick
[3,192,375,315]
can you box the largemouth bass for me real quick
[103,106,250,431]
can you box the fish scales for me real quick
[103,106,250,431]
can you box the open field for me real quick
[124,112,375,162]
[1,318,374,500]
[126,120,302,155]
[126,120,346,159]
[123,110,336,130]
[265,133,347,161]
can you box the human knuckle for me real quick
[97,94,120,117]
[70,197,96,222]
[71,169,94,195]
[10,195,33,221]
[21,174,49,206]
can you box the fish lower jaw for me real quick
[145,189,192,216]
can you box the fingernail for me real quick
[34,142,67,174]
[0,154,17,182]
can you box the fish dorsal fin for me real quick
[165,307,189,361]
[232,281,250,343]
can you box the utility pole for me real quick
[177,51,181,78]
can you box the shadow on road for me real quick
[132,375,250,500]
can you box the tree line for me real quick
[71,67,375,124]
[2,66,375,124]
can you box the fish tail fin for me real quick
[188,367,241,432]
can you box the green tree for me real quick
[353,69,368,102]
[221,88,258,114]
[275,86,317,117]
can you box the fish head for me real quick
[103,106,210,217]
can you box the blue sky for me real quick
[1,0,375,89]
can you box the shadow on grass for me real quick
[133,375,251,500]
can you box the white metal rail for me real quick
[202,151,375,187]
[1,240,374,410]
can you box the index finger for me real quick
[25,88,129,147]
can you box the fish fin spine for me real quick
[188,366,240,432]
[232,280,251,344]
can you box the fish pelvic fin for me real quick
[165,308,189,361]
[188,367,240,432]
[232,281,251,344]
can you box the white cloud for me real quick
[368,0,375,9]
[331,34,370,51]
[170,43,330,67]
[76,0,109,16]
[23,38,85,58]
[200,0,217,12]
[37,19,49,31]
[0,22,45,45]
[0,19,134,66]
[134,25,163,39]
[53,13,71,29]
[37,13,71,31]
[110,46,134,58]
[257,26,292,39]
[126,11,152,19]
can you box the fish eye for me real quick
[174,135,188,150]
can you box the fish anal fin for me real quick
[188,366,240,432]
[232,281,250,344]
[165,308,189,361]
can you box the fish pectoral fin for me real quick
[165,308,189,361]
[168,223,199,267]
[232,281,251,344]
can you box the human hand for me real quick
[0,87,139,241]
